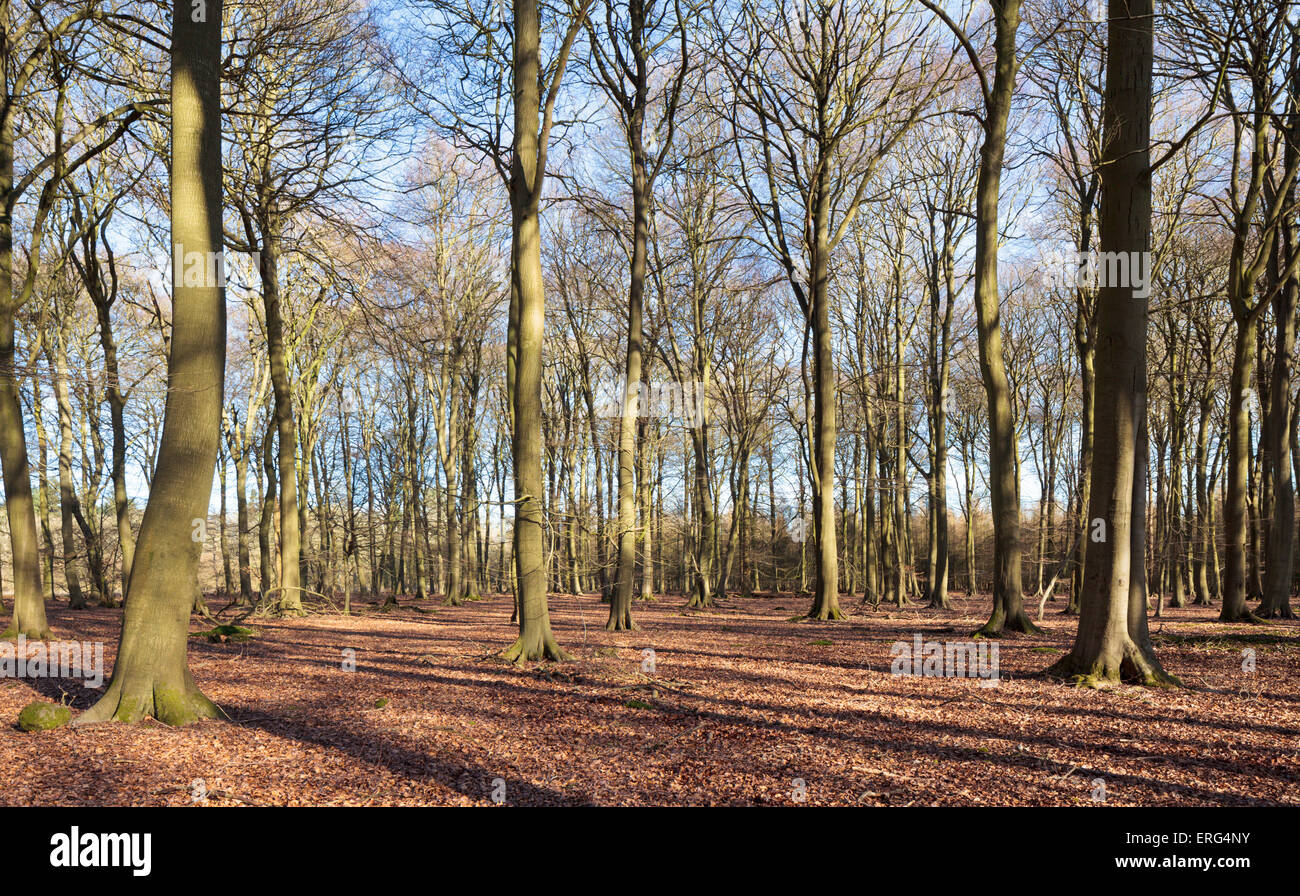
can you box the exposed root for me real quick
[74,680,224,727]
[1,625,52,642]
[807,598,847,621]
[500,632,572,665]
[605,611,638,632]
[976,606,1043,638]
[1257,604,1296,619]
[1218,607,1267,624]
[1045,640,1182,689]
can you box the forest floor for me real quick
[2,590,1298,806]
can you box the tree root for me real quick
[500,632,572,665]
[1044,640,1181,689]
[1,624,52,641]
[1218,607,1267,624]
[605,612,638,632]
[975,605,1042,638]
[74,679,224,726]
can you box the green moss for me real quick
[808,638,833,646]
[192,624,257,643]
[2,626,52,642]
[18,702,71,731]
[1031,646,1062,654]
[374,697,389,709]
[152,686,223,725]
[623,698,653,710]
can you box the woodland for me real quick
[0,0,1298,807]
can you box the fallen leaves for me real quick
[0,592,1296,805]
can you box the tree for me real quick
[919,0,1040,635]
[584,0,692,629]
[718,0,941,620]
[1047,0,1176,686]
[77,0,225,724]
[501,0,591,662]
[1024,0,1105,615]
[2,0,145,638]
[224,0,394,615]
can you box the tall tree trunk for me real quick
[609,110,649,629]
[1048,0,1175,685]
[0,135,48,638]
[640,418,655,601]
[230,422,253,599]
[92,286,136,594]
[49,336,86,609]
[218,439,234,594]
[807,165,842,620]
[973,0,1037,636]
[503,0,569,660]
[1261,209,1298,617]
[78,0,226,724]
[1221,322,1264,622]
[258,412,276,596]
[258,232,303,615]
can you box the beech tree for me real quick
[77,0,225,724]
[502,0,591,661]
[920,0,1041,636]
[1047,0,1175,685]
[583,0,692,629]
[1,0,147,638]
[716,0,942,620]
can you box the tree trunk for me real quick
[49,335,86,609]
[503,0,568,661]
[807,165,842,620]
[259,231,303,615]
[78,0,226,724]
[0,114,49,638]
[1261,179,1298,617]
[1048,0,1175,686]
[1220,319,1264,622]
[973,0,1037,636]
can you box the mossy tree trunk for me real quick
[1047,0,1176,687]
[77,0,226,725]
